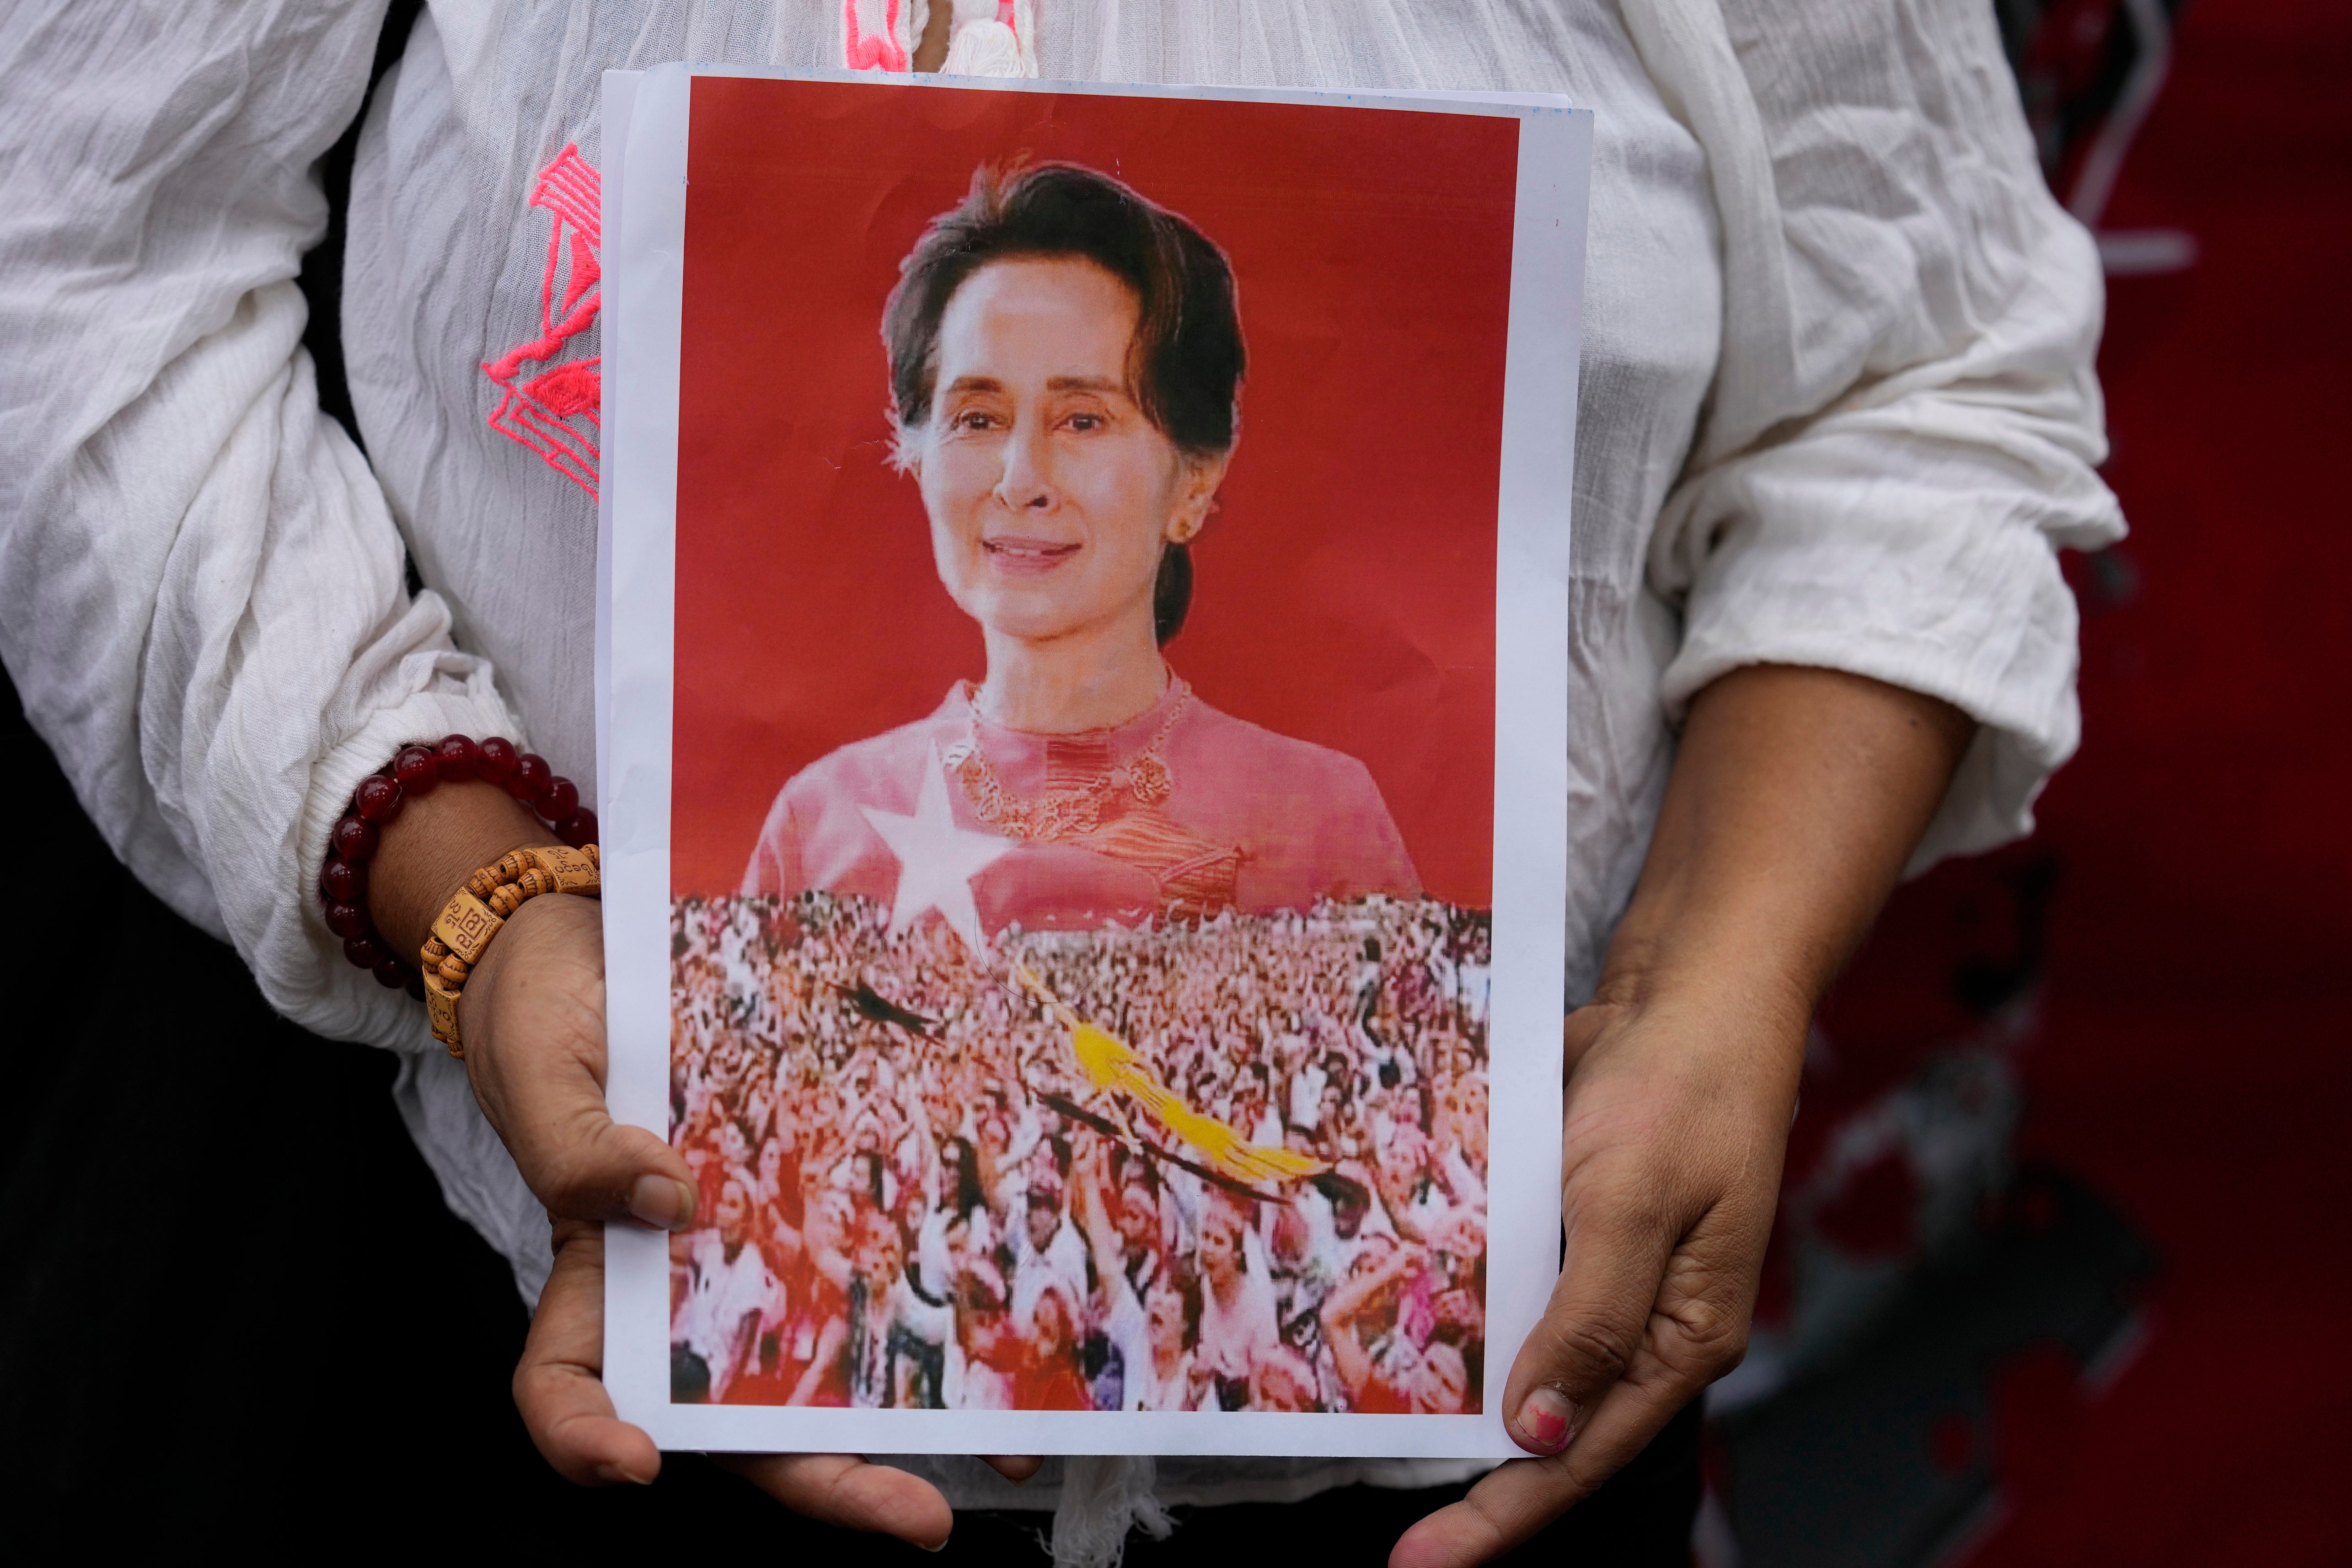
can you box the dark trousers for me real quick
[956,1407,1705,1564]
[0,685,1698,1561]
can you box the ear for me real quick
[1166,448,1233,544]
[889,412,927,478]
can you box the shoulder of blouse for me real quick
[1618,0,2099,460]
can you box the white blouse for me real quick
[0,0,2122,1550]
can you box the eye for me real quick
[1063,410,1106,433]
[952,408,1001,432]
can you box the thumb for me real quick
[460,897,696,1229]
[1500,1189,1674,1456]
[517,1218,664,1486]
[522,1100,697,1229]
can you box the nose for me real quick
[992,418,1057,512]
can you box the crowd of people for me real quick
[668,892,1492,1416]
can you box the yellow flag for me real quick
[1018,966,1327,1187]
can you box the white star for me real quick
[861,744,1017,955]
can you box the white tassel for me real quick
[941,17,1024,76]
[1050,1455,1176,1568]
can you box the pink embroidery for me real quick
[482,144,602,497]
[844,0,909,72]
[843,0,1029,77]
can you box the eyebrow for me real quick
[939,374,1129,397]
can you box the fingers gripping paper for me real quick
[599,63,1590,1457]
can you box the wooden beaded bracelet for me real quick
[420,843,602,1058]
[317,733,598,1009]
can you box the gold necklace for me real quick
[943,680,1191,842]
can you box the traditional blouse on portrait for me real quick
[744,679,1419,927]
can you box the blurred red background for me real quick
[1965,0,2352,1557]
[1729,1,2352,1563]
[670,77,1518,905]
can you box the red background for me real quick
[1722,3,2352,1560]
[1947,2,2352,1558]
[670,77,1517,904]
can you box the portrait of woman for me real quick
[742,162,1422,931]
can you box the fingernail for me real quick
[920,1535,950,1553]
[628,1174,694,1231]
[597,1461,655,1486]
[1516,1386,1576,1455]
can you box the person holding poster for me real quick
[0,2,2123,1566]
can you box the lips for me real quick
[981,535,1081,575]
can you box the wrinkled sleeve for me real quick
[1630,0,2127,871]
[0,1,522,1049]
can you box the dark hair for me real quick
[852,1150,886,1210]
[1112,1144,1161,1202]
[1157,1259,1205,1348]
[883,161,1246,645]
[941,1135,985,1219]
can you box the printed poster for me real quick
[601,64,1590,1457]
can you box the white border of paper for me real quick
[602,64,1590,1459]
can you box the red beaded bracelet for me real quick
[318,734,598,999]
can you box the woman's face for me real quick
[1455,1079,1490,1166]
[1032,1287,1076,1359]
[1026,1193,1061,1253]
[1200,1200,1243,1284]
[1414,1343,1468,1415]
[716,1181,750,1247]
[910,257,1227,651]
[1145,1279,1188,1362]
[856,1216,902,1282]
[1116,1180,1157,1250]
[1254,1349,1319,1413]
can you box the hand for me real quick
[460,892,693,1232]
[522,1215,959,1543]
[462,894,964,1542]
[1390,991,1795,1568]
[1391,664,1972,1567]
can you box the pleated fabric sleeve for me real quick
[1629,0,2127,872]
[0,1,544,1281]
